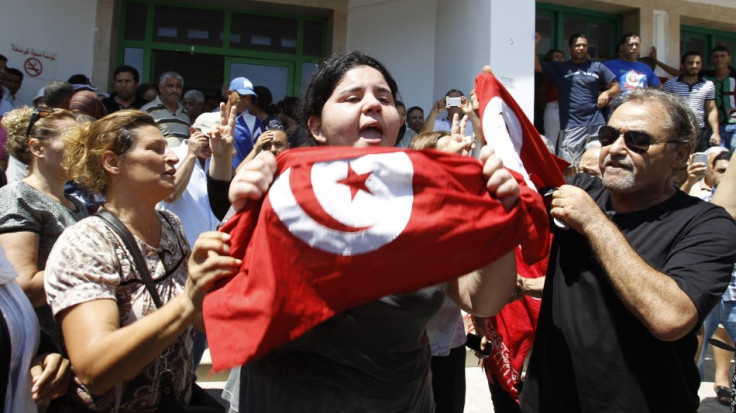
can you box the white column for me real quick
[488,1,536,121]
[653,10,669,78]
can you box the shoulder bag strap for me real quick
[0,308,10,411]
[96,209,164,309]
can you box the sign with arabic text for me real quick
[9,44,57,80]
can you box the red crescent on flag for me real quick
[268,152,414,256]
[290,160,371,233]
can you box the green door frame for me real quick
[681,24,736,62]
[118,0,326,96]
[536,2,622,61]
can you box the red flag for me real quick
[475,71,568,192]
[203,146,546,371]
[473,71,568,401]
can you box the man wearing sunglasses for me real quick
[520,89,736,413]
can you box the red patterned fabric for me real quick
[474,71,568,401]
[203,146,547,371]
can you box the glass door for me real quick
[225,57,294,103]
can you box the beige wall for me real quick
[93,0,348,90]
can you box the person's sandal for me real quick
[714,385,731,405]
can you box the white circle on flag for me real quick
[269,152,414,256]
[482,96,536,190]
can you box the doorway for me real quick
[152,50,225,102]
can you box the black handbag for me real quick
[96,209,224,413]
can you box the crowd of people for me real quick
[0,27,736,413]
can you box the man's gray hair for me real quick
[615,89,698,150]
[159,71,183,86]
[184,89,204,103]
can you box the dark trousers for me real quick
[488,374,522,413]
[430,345,466,413]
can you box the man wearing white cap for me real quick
[226,76,263,169]
[159,111,220,243]
[32,87,45,107]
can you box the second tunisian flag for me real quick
[474,71,568,401]
[203,146,547,371]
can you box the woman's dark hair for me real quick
[301,51,399,126]
[279,96,302,121]
[253,86,276,116]
[136,83,157,102]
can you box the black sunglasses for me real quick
[25,107,56,138]
[598,125,680,153]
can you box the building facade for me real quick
[1,0,735,121]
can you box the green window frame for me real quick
[681,25,736,69]
[118,0,328,97]
[536,3,622,61]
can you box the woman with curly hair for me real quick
[44,109,239,412]
[0,106,84,405]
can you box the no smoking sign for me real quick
[24,58,43,77]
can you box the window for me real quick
[118,1,328,97]
[153,5,224,47]
[303,21,325,57]
[124,2,147,41]
[536,3,621,61]
[230,14,298,54]
[681,26,736,69]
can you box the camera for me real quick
[693,152,708,165]
[446,96,462,107]
[193,126,213,138]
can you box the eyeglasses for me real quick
[25,107,55,138]
[598,125,680,154]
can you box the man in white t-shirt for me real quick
[423,89,478,137]
[158,112,221,368]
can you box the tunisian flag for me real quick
[203,146,547,370]
[474,70,568,401]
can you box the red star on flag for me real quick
[337,163,372,200]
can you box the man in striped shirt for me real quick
[141,71,190,147]
[662,51,720,152]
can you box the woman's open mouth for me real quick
[359,126,383,144]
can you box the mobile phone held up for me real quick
[693,152,708,165]
[446,96,462,107]
[465,333,490,356]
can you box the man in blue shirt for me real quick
[604,33,661,95]
[226,77,263,169]
[535,32,620,165]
